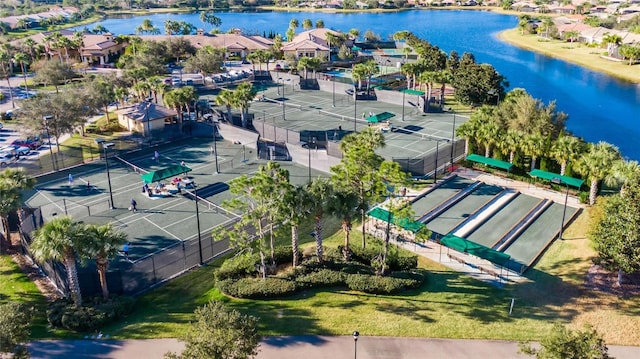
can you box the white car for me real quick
[13,146,30,156]
[0,152,15,167]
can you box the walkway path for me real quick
[29,336,640,359]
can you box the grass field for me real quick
[0,255,49,338]
[90,208,640,346]
[499,29,640,84]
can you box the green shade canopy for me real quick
[529,169,584,188]
[466,154,513,171]
[351,45,362,51]
[140,165,192,184]
[365,112,396,123]
[401,89,425,95]
[440,234,511,266]
[368,207,425,233]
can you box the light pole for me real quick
[433,139,450,182]
[308,136,316,183]
[213,122,219,174]
[401,89,406,122]
[353,331,359,359]
[194,182,203,265]
[552,177,569,240]
[450,112,456,167]
[43,115,56,171]
[332,74,336,107]
[353,86,357,133]
[97,140,115,209]
[278,78,286,121]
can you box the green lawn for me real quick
[0,255,49,338]
[5,199,638,344]
[98,210,640,345]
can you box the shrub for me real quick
[345,273,420,294]
[389,255,418,271]
[218,277,298,299]
[274,245,298,266]
[390,269,428,289]
[295,269,346,288]
[85,124,98,133]
[47,296,136,332]
[215,252,258,281]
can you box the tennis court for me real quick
[246,82,465,163]
[24,138,326,264]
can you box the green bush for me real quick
[295,269,346,288]
[85,124,99,133]
[274,245,298,266]
[218,277,298,299]
[46,296,136,332]
[390,269,428,289]
[345,273,420,294]
[215,252,258,281]
[389,255,418,271]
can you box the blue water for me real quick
[73,10,640,159]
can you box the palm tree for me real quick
[215,88,235,123]
[607,160,640,195]
[0,44,16,109]
[503,129,522,164]
[81,224,127,299]
[550,134,584,175]
[233,82,257,128]
[521,132,547,171]
[283,185,307,267]
[327,189,359,261]
[477,119,503,158]
[0,169,36,252]
[575,141,621,206]
[12,52,30,94]
[305,178,333,263]
[602,33,623,57]
[30,217,84,306]
[302,19,313,30]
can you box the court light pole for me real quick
[450,111,456,166]
[353,85,357,133]
[43,115,57,171]
[213,122,219,174]
[308,136,316,183]
[278,78,286,121]
[552,177,569,240]
[332,74,336,107]
[194,182,203,265]
[353,331,359,359]
[98,141,115,209]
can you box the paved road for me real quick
[29,336,640,359]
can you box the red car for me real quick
[11,138,42,150]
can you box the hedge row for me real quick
[218,267,427,299]
[47,296,136,332]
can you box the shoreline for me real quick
[497,28,640,84]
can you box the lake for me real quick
[73,10,640,160]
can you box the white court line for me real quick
[31,189,66,212]
[142,217,182,241]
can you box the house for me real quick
[138,31,273,61]
[282,28,343,60]
[0,6,78,30]
[115,102,178,136]
[80,33,127,66]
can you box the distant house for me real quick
[138,31,273,62]
[80,33,126,66]
[115,103,178,136]
[0,6,78,30]
[282,28,344,60]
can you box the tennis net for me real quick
[114,156,149,174]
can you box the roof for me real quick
[440,234,511,266]
[528,169,584,188]
[367,207,425,233]
[466,154,513,171]
[141,165,192,184]
[365,112,395,123]
[401,89,425,95]
[138,33,273,52]
[116,103,177,122]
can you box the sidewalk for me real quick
[28,336,640,359]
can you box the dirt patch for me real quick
[585,264,640,297]
[6,233,62,302]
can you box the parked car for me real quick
[2,108,19,121]
[11,138,41,150]
[0,152,16,167]
[0,122,3,130]
[12,146,30,156]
